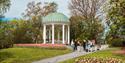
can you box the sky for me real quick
[5,0,70,18]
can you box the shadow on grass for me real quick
[0,51,13,62]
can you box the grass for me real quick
[0,47,71,63]
[60,48,125,63]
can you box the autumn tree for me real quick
[69,0,105,42]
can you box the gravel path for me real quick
[32,45,108,63]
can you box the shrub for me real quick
[110,38,123,47]
[0,35,13,49]
[0,33,13,49]
[0,23,14,49]
[123,41,125,47]
[13,24,33,44]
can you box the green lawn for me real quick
[60,48,125,63]
[0,47,71,63]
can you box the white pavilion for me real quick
[42,12,70,44]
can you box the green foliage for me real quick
[70,16,104,42]
[110,38,124,47]
[13,22,33,44]
[108,0,125,38]
[106,0,125,46]
[70,16,83,40]
[0,19,36,49]
[0,47,71,63]
[0,0,11,49]
[106,34,124,47]
[0,22,13,49]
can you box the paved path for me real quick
[32,45,108,63]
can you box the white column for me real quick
[68,25,70,45]
[52,24,54,44]
[49,30,51,42]
[66,28,68,42]
[62,24,65,44]
[58,31,60,43]
[43,24,46,44]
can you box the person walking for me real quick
[91,39,96,51]
[74,39,77,51]
[71,39,74,51]
[88,40,92,52]
[82,40,86,51]
[77,40,82,52]
[85,40,89,52]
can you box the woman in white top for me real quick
[71,39,75,51]
[77,41,82,52]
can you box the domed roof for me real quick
[42,12,69,24]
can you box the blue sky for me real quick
[5,0,70,18]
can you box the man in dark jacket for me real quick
[74,39,77,51]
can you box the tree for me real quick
[0,22,14,49]
[0,0,11,16]
[106,0,125,46]
[0,0,10,23]
[70,16,84,40]
[12,20,33,44]
[69,0,105,19]
[69,0,105,42]
[70,16,103,41]
[22,1,57,43]
[108,0,125,38]
[0,0,11,49]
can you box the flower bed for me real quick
[15,44,67,50]
[75,57,123,63]
[113,50,125,54]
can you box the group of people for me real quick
[71,39,101,52]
